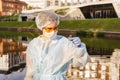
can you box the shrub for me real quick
[76,30,87,37]
[96,32,104,38]
[87,31,93,37]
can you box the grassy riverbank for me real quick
[0,18,120,50]
[0,31,39,38]
[0,18,120,31]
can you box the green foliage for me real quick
[77,31,101,38]
[55,8,69,15]
[76,30,87,37]
[86,31,93,37]
[0,31,39,39]
[96,32,104,37]
[27,6,33,10]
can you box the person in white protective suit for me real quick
[24,11,90,80]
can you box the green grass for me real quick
[0,31,39,38]
[0,21,36,28]
[59,18,120,31]
[0,18,120,31]
[0,15,19,21]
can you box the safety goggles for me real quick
[43,27,58,32]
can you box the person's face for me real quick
[43,22,58,33]
[42,22,58,39]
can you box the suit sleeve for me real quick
[66,39,90,67]
[24,43,35,80]
[74,42,90,66]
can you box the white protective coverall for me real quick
[24,35,90,80]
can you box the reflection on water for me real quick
[81,37,120,49]
[0,38,120,80]
[0,38,26,73]
[66,55,119,80]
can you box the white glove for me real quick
[68,37,81,47]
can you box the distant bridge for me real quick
[20,0,120,20]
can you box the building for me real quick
[22,0,120,19]
[0,0,27,16]
[78,0,120,18]
[20,0,82,8]
[20,0,47,8]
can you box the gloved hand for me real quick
[68,37,81,47]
